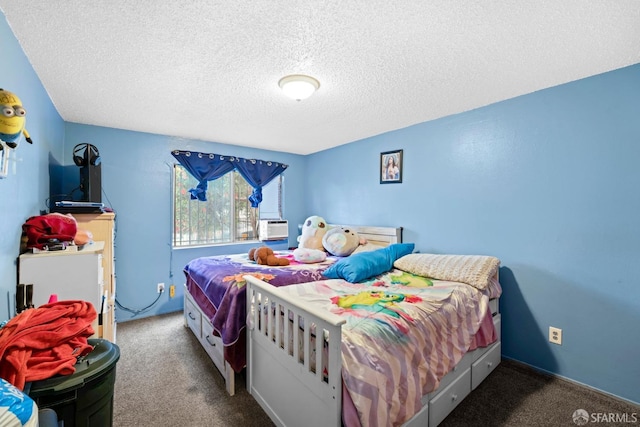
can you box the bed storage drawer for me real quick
[493,313,501,341]
[428,367,471,427]
[427,351,473,403]
[184,285,237,396]
[403,401,429,427]
[471,313,501,362]
[184,290,202,338]
[472,342,501,390]
[201,318,226,374]
[489,298,499,315]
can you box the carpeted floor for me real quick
[113,311,273,427]
[439,358,639,427]
[113,311,639,427]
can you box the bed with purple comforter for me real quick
[184,251,337,371]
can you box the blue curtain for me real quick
[234,158,288,207]
[171,150,287,206]
[171,151,235,201]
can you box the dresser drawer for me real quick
[472,342,501,390]
[201,318,226,375]
[429,367,471,427]
[184,291,202,338]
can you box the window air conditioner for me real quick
[259,220,289,241]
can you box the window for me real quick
[172,165,282,247]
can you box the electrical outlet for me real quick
[157,282,165,294]
[169,285,175,298]
[549,326,562,345]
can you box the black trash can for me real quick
[25,339,120,427]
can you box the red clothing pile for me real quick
[22,213,78,250]
[0,300,96,390]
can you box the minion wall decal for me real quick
[0,88,33,148]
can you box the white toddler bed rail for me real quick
[246,275,345,427]
[245,273,502,427]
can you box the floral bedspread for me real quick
[184,251,336,346]
[277,269,499,427]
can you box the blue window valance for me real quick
[171,150,288,207]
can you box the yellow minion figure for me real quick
[0,88,32,148]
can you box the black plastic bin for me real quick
[25,339,120,427]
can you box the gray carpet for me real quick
[114,311,639,427]
[113,311,274,427]
[439,358,639,427]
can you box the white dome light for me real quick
[278,74,320,101]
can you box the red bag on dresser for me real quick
[22,213,77,249]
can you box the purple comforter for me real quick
[184,252,335,347]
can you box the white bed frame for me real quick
[183,224,404,396]
[245,272,501,427]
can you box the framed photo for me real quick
[380,149,403,184]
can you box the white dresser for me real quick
[18,241,111,340]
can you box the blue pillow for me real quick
[322,243,415,283]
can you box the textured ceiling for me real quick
[1,1,639,155]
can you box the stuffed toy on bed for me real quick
[297,215,328,251]
[322,226,364,257]
[249,246,290,266]
[292,247,327,263]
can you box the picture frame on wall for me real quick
[380,149,403,184]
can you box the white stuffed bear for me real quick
[322,226,363,257]
[297,215,328,251]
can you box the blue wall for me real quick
[0,13,65,320]
[2,10,638,406]
[307,64,640,404]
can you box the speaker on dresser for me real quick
[73,143,102,203]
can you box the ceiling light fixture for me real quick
[278,74,320,101]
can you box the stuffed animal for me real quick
[74,228,94,246]
[0,88,33,148]
[322,226,364,257]
[297,215,328,251]
[249,246,290,266]
[293,247,327,264]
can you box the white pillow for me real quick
[394,253,500,290]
